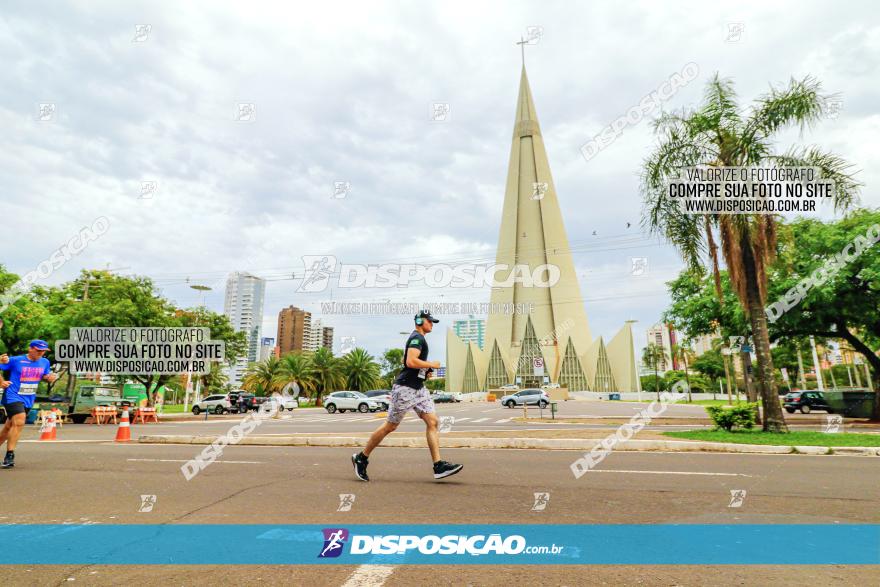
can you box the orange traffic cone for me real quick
[115,409,131,442]
[39,413,57,441]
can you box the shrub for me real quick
[705,403,758,431]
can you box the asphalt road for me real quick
[23,402,851,443]
[0,438,878,586]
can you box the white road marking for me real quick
[591,469,751,477]
[481,408,499,413]
[341,565,395,587]
[454,417,471,422]
[126,458,263,464]
[471,418,490,423]
[495,418,512,423]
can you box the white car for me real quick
[263,395,298,412]
[499,388,550,409]
[498,384,520,392]
[192,394,233,415]
[323,391,380,414]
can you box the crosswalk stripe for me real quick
[495,418,512,423]
[454,417,471,422]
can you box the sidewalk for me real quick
[137,432,880,456]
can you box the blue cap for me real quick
[29,339,50,351]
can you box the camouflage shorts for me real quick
[387,383,435,424]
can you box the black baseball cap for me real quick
[415,309,439,323]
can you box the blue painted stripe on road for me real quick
[0,525,877,565]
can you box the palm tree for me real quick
[642,74,860,432]
[642,343,664,401]
[275,352,317,404]
[242,356,283,395]
[671,342,694,402]
[340,348,381,392]
[311,347,344,400]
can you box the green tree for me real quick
[380,348,404,387]
[642,74,860,431]
[310,347,344,399]
[243,356,284,395]
[275,352,317,403]
[765,210,880,416]
[671,342,695,402]
[340,348,380,392]
[642,343,664,400]
[45,270,178,403]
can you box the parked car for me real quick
[365,390,391,410]
[230,392,256,413]
[431,392,460,403]
[192,394,233,415]
[784,391,833,414]
[500,388,550,409]
[264,395,297,411]
[498,384,519,392]
[323,391,380,413]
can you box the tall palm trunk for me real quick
[742,239,788,432]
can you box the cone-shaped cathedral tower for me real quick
[446,63,638,394]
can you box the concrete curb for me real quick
[137,435,880,456]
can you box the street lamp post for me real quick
[185,284,213,412]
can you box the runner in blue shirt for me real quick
[0,340,57,469]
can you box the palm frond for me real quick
[768,146,862,213]
[744,76,830,141]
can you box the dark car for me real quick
[784,391,833,414]
[431,392,460,403]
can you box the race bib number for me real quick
[19,382,38,395]
[418,368,427,380]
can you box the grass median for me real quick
[664,429,880,447]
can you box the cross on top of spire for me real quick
[515,36,529,67]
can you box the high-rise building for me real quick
[446,62,638,393]
[453,316,485,350]
[277,306,311,354]
[645,323,679,373]
[259,337,276,361]
[321,325,334,351]
[223,272,266,386]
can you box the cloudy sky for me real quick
[1,1,878,361]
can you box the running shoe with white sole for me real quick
[433,460,463,479]
[352,452,369,482]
